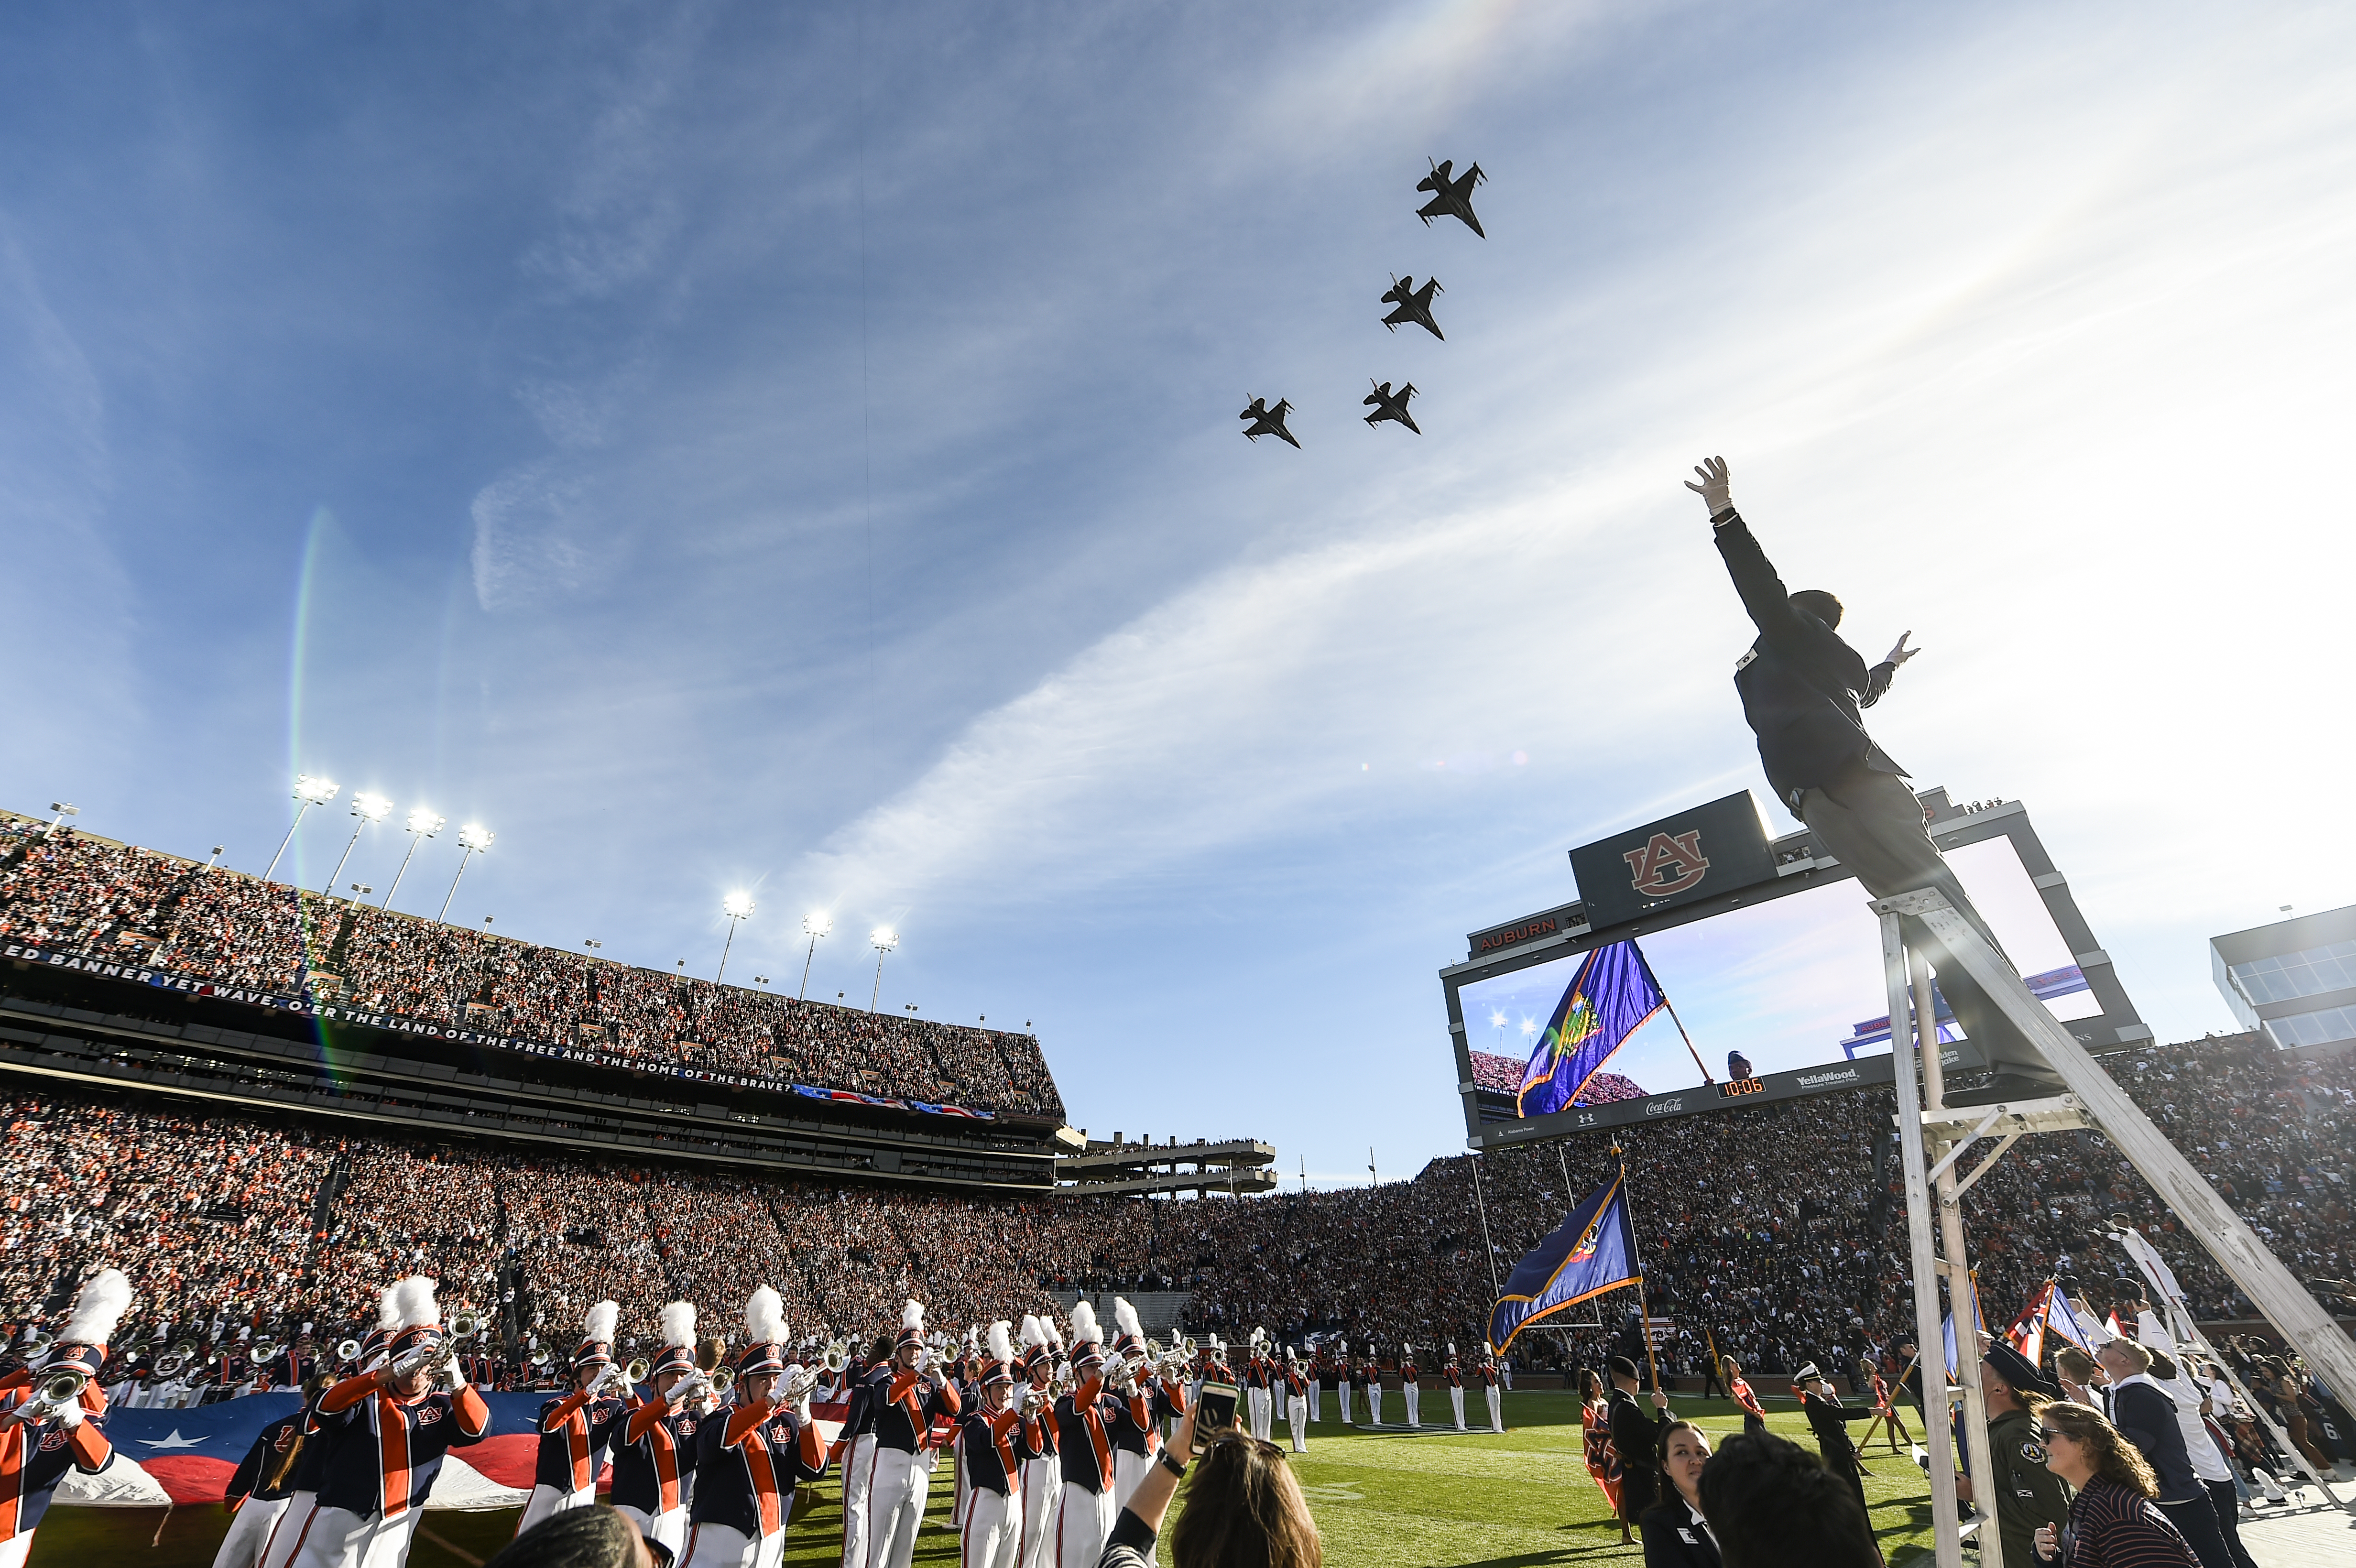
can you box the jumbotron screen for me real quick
[1453,835,2102,1129]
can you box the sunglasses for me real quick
[2038,1426,2075,1443]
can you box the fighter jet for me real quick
[1239,396,1301,449]
[1415,158,1486,238]
[1379,274,1443,340]
[1362,380,1420,435]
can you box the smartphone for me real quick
[1193,1380,1240,1452]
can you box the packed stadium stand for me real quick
[3,810,2351,1396]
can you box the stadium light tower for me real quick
[380,808,445,909]
[869,926,898,1012]
[798,912,833,1001]
[264,774,338,881]
[43,803,79,839]
[325,793,393,895]
[437,823,494,922]
[717,892,755,983]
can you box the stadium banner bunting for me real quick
[0,941,994,1121]
[1488,1173,1640,1353]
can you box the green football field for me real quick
[30,1392,1944,1567]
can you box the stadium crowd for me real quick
[0,816,1060,1115]
[0,1028,2346,1400]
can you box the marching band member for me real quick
[839,1328,891,1568]
[682,1288,828,1568]
[1363,1342,1385,1427]
[518,1299,627,1534]
[1014,1316,1060,1568]
[1723,1357,1768,1439]
[868,1299,961,1568]
[1335,1343,1355,1426]
[1445,1344,1466,1431]
[1051,1302,1124,1568]
[1282,1348,1309,1452]
[1306,1345,1325,1426]
[1479,1345,1504,1433]
[290,1276,489,1568]
[217,1377,320,1568]
[0,1269,127,1568]
[1242,1329,1273,1443]
[1103,1300,1166,1512]
[957,1323,1036,1568]
[613,1301,705,1560]
[260,1296,400,1568]
[1400,1343,1421,1430]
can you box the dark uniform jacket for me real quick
[1608,1389,1665,1520]
[689,1398,826,1539]
[1800,1389,1876,1477]
[957,1406,1040,1498]
[532,1386,625,1493]
[873,1368,960,1454]
[1985,1406,2073,1568]
[2109,1378,2200,1503]
[1638,1498,1723,1568]
[1712,510,1903,813]
[611,1395,700,1518]
[312,1375,490,1520]
[225,1412,305,1510]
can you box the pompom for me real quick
[391,1275,440,1331]
[745,1286,786,1346]
[60,1269,131,1347]
[660,1301,697,1350]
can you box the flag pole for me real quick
[1632,944,1713,1084]
[1469,1152,1504,1301]
[1614,1141,1664,1403]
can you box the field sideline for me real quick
[30,1391,1943,1568]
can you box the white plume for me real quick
[391,1275,440,1330]
[1402,1341,1413,1359]
[376,1283,403,1331]
[584,1300,619,1344]
[1069,1300,1101,1346]
[1019,1314,1047,1349]
[745,1286,785,1346]
[60,1269,131,1346]
[900,1298,925,1333]
[1046,1316,1065,1350]
[1113,1297,1143,1342]
[989,1320,1015,1365]
[661,1301,697,1350]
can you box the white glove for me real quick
[56,1399,84,1430]
[1684,456,1732,517]
[441,1355,466,1391]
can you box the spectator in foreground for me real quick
[1641,1420,1721,1568]
[2033,1401,2199,1568]
[1698,1433,1877,1568]
[2099,1337,2234,1568]
[1096,1405,1320,1568]
[485,1503,665,1568]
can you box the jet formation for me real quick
[1243,157,1483,448]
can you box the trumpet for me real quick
[389,1331,447,1380]
[623,1357,651,1386]
[1019,1384,1049,1416]
[16,1367,89,1423]
[449,1310,484,1343]
[16,1327,54,1359]
[708,1366,735,1398]
[1182,1336,1198,1358]
[780,1361,824,1404]
[335,1337,364,1364]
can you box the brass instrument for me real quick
[623,1357,652,1385]
[1019,1384,1048,1416]
[529,1346,554,1370]
[250,1337,281,1366]
[449,1310,483,1343]
[780,1361,824,1404]
[18,1366,90,1423]
[154,1339,199,1379]
[707,1366,735,1397]
[1181,1336,1198,1359]
[335,1337,364,1364]
[388,1330,447,1380]
[17,1327,54,1360]
[822,1339,849,1375]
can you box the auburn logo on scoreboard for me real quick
[1623,830,1712,898]
[1570,792,1777,930]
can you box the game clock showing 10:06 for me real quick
[1716,1077,1767,1098]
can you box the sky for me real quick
[3,1,2352,1191]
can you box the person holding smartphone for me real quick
[1093,1404,1321,1568]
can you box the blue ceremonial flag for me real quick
[1516,940,1668,1118]
[1488,1172,1641,1353]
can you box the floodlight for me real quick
[266,775,341,880]
[405,808,445,838]
[724,892,756,919]
[872,927,898,951]
[438,823,494,922]
[457,823,494,852]
[323,793,393,893]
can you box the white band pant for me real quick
[682,1519,785,1568]
[286,1503,425,1568]
[840,1432,879,1568]
[1054,1483,1113,1568]
[1286,1394,1308,1452]
[616,1502,691,1559]
[213,1494,291,1568]
[866,1446,936,1568]
[961,1487,1022,1568]
[1017,1457,1061,1568]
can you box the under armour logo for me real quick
[1623,830,1711,897]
